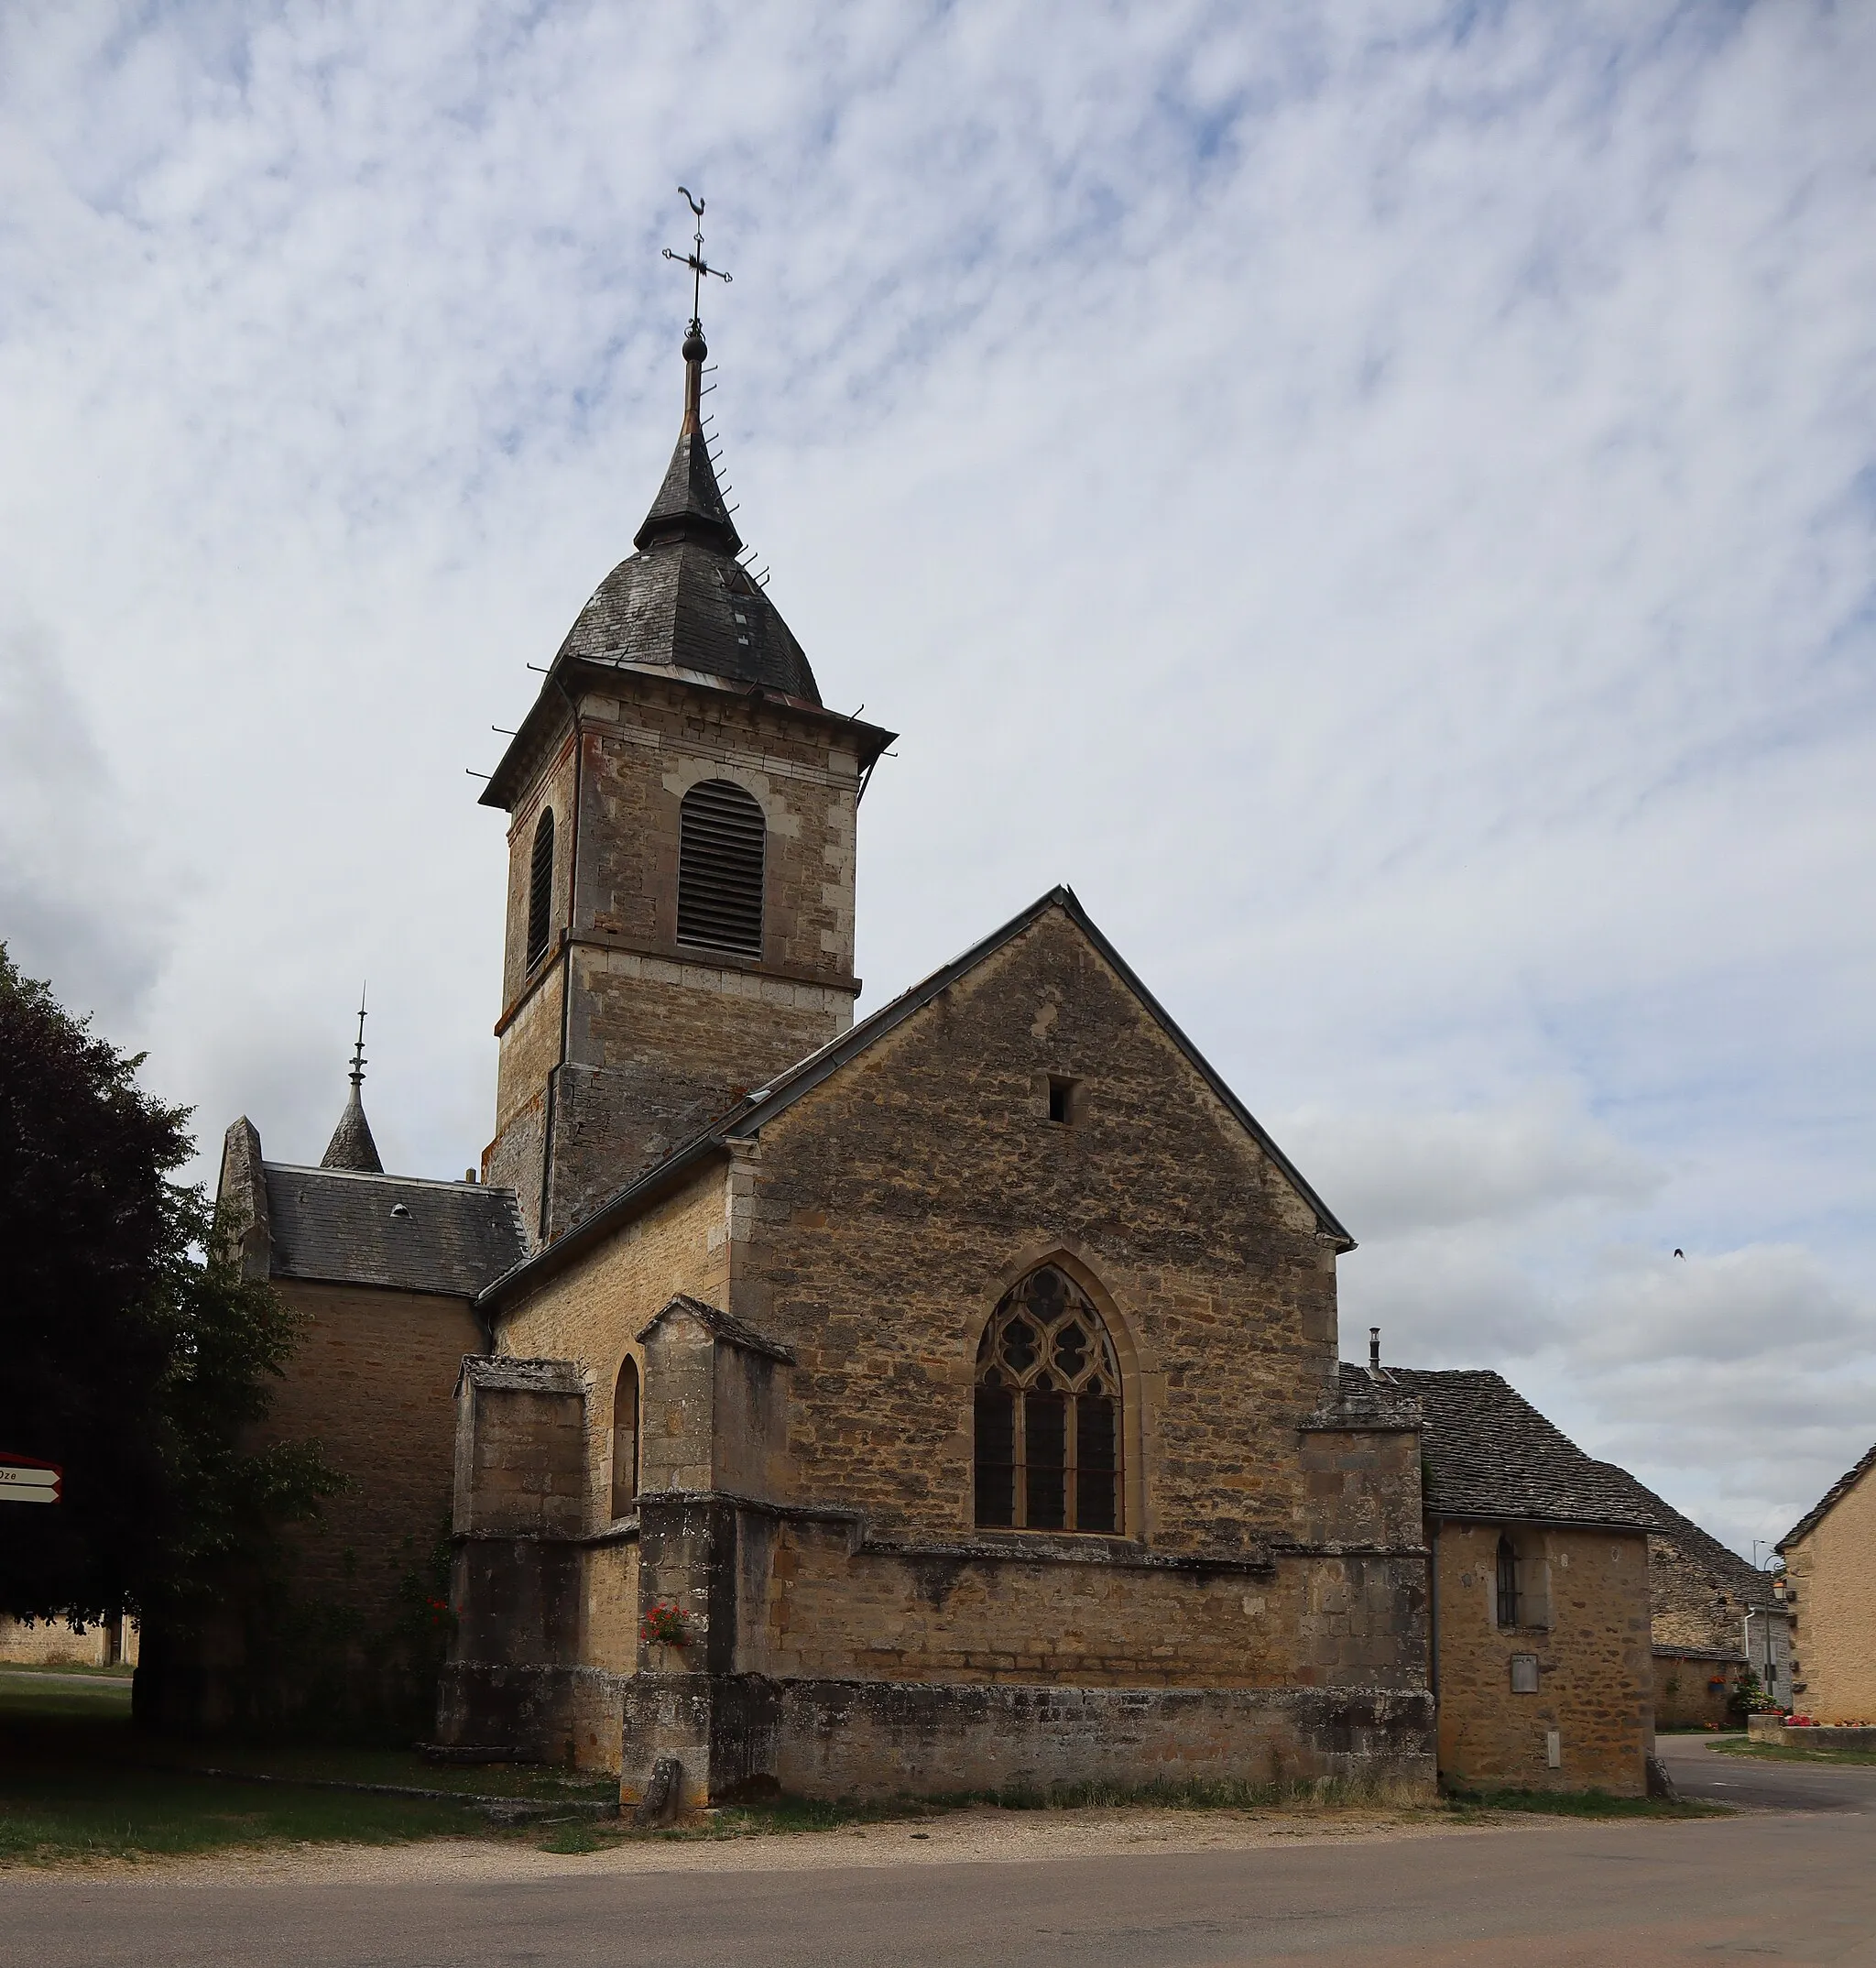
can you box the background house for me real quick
[1778,1442,1876,1722]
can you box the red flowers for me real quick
[640,1602,689,1646]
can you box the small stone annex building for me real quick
[183,300,1700,1802]
[1778,1441,1876,1722]
[1374,1367,1655,1795]
[145,1052,526,1733]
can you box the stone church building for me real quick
[192,307,1668,1803]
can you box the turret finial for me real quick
[349,984,367,1089]
[321,983,384,1174]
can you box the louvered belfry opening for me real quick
[678,779,766,957]
[526,808,555,969]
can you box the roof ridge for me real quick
[1780,1438,1876,1552]
[265,1160,519,1197]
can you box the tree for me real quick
[0,949,336,1634]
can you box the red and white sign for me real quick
[0,1459,61,1503]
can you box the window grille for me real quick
[678,780,765,957]
[611,1357,639,1520]
[1496,1534,1520,1628]
[974,1265,1121,1535]
[526,808,555,969]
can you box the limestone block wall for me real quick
[486,675,866,1241]
[1433,1521,1652,1796]
[743,1520,1426,1693]
[1783,1457,1876,1720]
[731,910,1345,1556]
[264,1281,482,1627]
[0,1616,137,1667]
[1652,1649,1742,1730]
[1296,1425,1423,1550]
[493,1172,730,1531]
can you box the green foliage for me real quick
[0,948,339,1634]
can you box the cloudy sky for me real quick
[4,1,1872,1559]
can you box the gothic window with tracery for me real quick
[974,1264,1121,1535]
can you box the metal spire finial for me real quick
[663,186,732,336]
[349,985,367,1090]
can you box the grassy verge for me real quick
[0,1668,606,1866]
[1712,1738,1876,1766]
[1442,1786,1728,1820]
[0,1662,137,1679]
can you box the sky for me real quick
[3,0,1872,1561]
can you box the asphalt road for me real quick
[5,1745,1873,1967]
[1658,1729,1876,1812]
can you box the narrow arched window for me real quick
[1496,1534,1520,1628]
[975,1265,1120,1535]
[677,780,765,957]
[526,808,555,969]
[610,1357,639,1520]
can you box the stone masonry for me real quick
[1780,1443,1876,1721]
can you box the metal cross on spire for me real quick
[662,186,732,333]
[348,986,367,1089]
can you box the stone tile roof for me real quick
[1591,1464,1782,1616]
[1369,1365,1658,1532]
[637,1292,794,1364]
[458,1356,584,1395]
[262,1164,528,1299]
[1780,1440,1876,1552]
[319,1086,382,1174]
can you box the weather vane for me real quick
[662,186,732,332]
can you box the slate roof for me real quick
[1369,1365,1658,1532]
[551,535,820,704]
[1780,1440,1876,1552]
[481,886,1353,1312]
[263,1163,528,1299]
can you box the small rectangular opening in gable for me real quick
[1047,1076,1083,1125]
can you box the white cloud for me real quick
[1,0,1872,1558]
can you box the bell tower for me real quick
[481,226,893,1246]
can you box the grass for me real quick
[1443,1785,1728,1820]
[0,1669,600,1867]
[1712,1738,1876,1766]
[0,1669,1728,1867]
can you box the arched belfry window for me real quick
[678,780,765,957]
[525,808,555,969]
[611,1357,639,1521]
[975,1265,1121,1535]
[1496,1534,1520,1628]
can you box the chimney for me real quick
[1369,1327,1381,1375]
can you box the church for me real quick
[191,283,1660,1807]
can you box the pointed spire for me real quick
[321,987,384,1174]
[633,323,743,555]
[639,189,741,555]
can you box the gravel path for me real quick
[18,1803,1500,1888]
